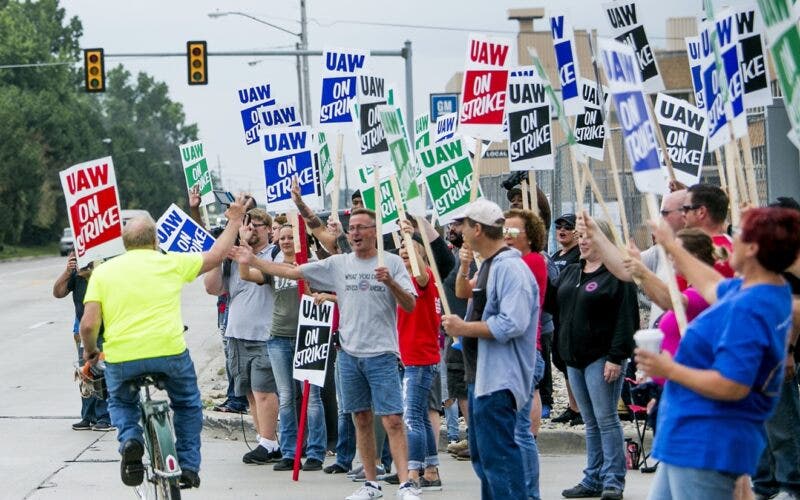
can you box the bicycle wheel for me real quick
[147,421,182,500]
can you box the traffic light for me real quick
[83,48,105,92]
[187,41,208,85]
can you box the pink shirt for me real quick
[654,287,709,385]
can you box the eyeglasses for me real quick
[249,222,267,228]
[348,224,376,232]
[660,208,681,217]
[680,204,702,213]
[555,224,575,230]
[502,227,522,237]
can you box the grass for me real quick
[0,242,60,261]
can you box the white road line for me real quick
[29,321,53,330]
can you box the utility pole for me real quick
[295,42,305,122]
[300,0,312,125]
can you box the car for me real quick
[59,227,74,256]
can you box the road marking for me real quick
[29,320,54,329]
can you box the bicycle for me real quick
[77,364,183,499]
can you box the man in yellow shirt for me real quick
[80,195,248,490]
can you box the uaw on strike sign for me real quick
[459,34,511,140]
[293,295,335,387]
[59,157,125,268]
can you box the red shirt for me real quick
[712,234,735,278]
[398,268,441,366]
[521,252,547,351]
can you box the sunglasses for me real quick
[555,223,575,230]
[502,227,522,237]
[681,204,702,213]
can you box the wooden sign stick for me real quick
[527,171,539,217]
[389,176,423,279]
[330,133,344,220]
[469,139,483,202]
[374,167,384,266]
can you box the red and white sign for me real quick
[59,156,125,268]
[458,34,512,141]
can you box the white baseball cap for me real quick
[453,198,505,227]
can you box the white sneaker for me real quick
[346,481,384,500]
[396,481,422,500]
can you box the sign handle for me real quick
[644,193,688,334]
[199,205,210,229]
[330,133,344,220]
[567,117,585,211]
[292,379,311,481]
[605,128,632,247]
[414,214,452,316]
[739,135,760,206]
[389,176,423,279]
[469,139,483,202]
[527,172,539,216]
[723,133,742,227]
[374,167,384,266]
[521,179,530,211]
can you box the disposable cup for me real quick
[634,328,664,353]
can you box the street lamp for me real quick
[208,7,312,125]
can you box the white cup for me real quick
[634,328,664,354]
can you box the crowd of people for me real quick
[61,177,800,500]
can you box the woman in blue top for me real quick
[636,207,800,500]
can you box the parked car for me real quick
[59,227,74,256]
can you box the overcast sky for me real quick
[62,0,721,198]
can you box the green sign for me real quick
[414,113,431,151]
[378,105,423,213]
[179,140,214,205]
[317,131,335,195]
[417,137,479,224]
[357,165,399,230]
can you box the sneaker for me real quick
[179,469,201,489]
[303,458,324,471]
[92,421,116,432]
[346,480,383,499]
[552,408,579,424]
[562,483,603,498]
[378,472,400,485]
[454,448,471,461]
[397,480,422,500]
[347,464,364,479]
[601,488,623,500]
[242,445,281,465]
[419,475,443,491]
[541,405,552,419]
[446,438,468,454]
[325,463,350,474]
[72,419,93,431]
[119,439,145,487]
[570,414,585,426]
[352,464,385,482]
[273,457,295,471]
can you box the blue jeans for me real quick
[568,357,627,492]
[445,403,460,441]
[753,369,800,497]
[468,384,526,500]
[76,337,110,424]
[403,364,440,471]
[334,354,356,469]
[104,350,203,472]
[516,364,542,500]
[648,462,738,500]
[268,336,326,462]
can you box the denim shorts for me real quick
[338,351,403,416]
[226,337,276,396]
[533,350,545,388]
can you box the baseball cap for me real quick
[453,198,505,227]
[554,213,576,228]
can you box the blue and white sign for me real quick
[715,8,748,139]
[599,38,665,194]
[261,126,320,212]
[319,48,368,127]
[257,101,302,133]
[434,112,458,144]
[429,93,459,123]
[699,21,730,152]
[156,204,215,253]
[550,12,583,116]
[236,83,276,146]
[685,36,705,112]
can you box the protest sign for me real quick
[293,295,335,388]
[59,157,124,268]
[685,36,705,111]
[506,75,553,170]
[599,38,665,194]
[430,93,459,123]
[654,93,707,186]
[735,5,772,108]
[414,113,431,152]
[357,75,389,161]
[258,101,302,131]
[603,0,664,93]
[236,82,276,145]
[317,131,335,195]
[261,126,319,212]
[155,204,215,253]
[418,137,480,224]
[549,12,584,116]
[458,34,511,140]
[699,21,730,152]
[756,0,800,147]
[377,105,425,214]
[179,140,214,206]
[319,48,368,126]
[434,112,458,143]
[357,165,399,232]
[575,78,609,160]
[715,8,748,139]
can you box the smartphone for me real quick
[213,190,235,206]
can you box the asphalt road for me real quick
[0,255,655,499]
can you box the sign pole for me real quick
[415,214,452,316]
[527,172,539,216]
[469,140,483,202]
[604,128,632,247]
[389,176,422,278]
[739,135,760,206]
[521,179,530,211]
[292,379,311,481]
[330,133,344,220]
[374,167,384,266]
